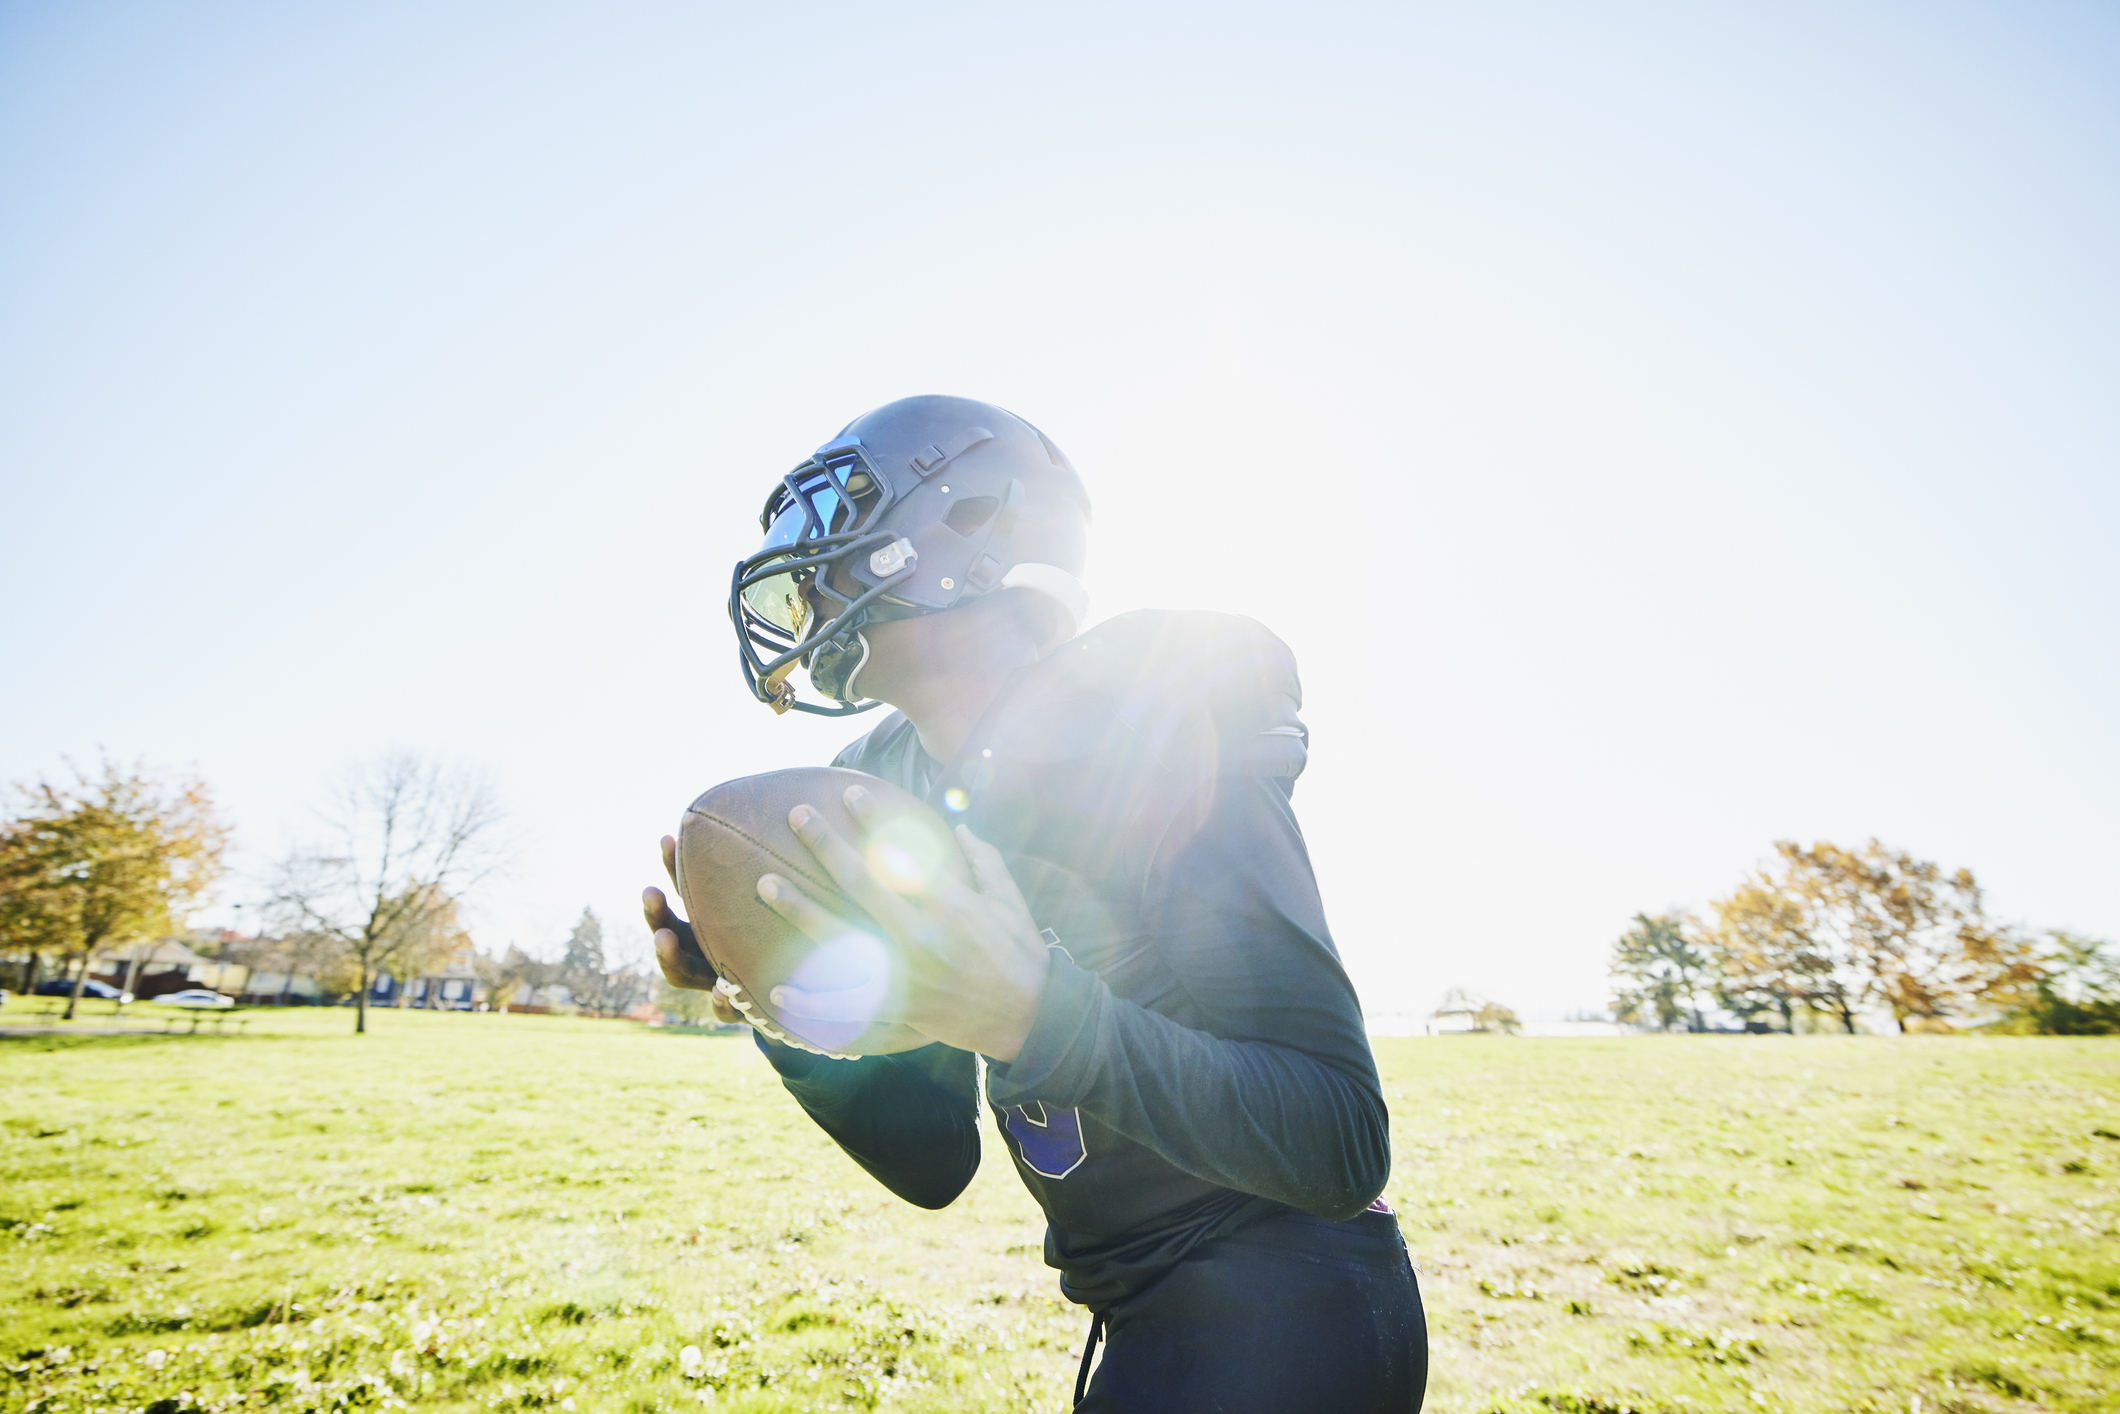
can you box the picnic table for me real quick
[0,1000,251,1036]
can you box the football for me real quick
[674,766,965,1058]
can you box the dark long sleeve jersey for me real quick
[753,611,1391,1308]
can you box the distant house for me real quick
[371,937,485,1011]
[76,933,334,1003]
[112,933,333,1004]
[233,947,329,1005]
[1425,988,1522,1035]
[92,937,212,1000]
[1426,1003,1480,1035]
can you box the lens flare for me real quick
[773,929,890,1053]
[943,788,969,813]
[866,842,924,893]
[864,814,948,896]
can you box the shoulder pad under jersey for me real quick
[1002,610,1307,784]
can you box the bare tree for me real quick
[602,957,655,1019]
[269,751,507,1034]
[655,972,723,1026]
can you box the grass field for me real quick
[2,1005,2116,1414]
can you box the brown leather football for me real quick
[673,766,965,1058]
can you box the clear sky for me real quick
[3,1,2115,1019]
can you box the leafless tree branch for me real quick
[268,750,510,1034]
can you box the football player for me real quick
[644,396,1426,1411]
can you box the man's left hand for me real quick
[755,784,1051,1061]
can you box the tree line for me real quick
[478,905,657,1019]
[1609,838,2118,1035]
[0,753,654,1033]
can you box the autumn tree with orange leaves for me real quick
[0,757,230,1019]
[1704,839,2040,1033]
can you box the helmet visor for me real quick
[739,463,879,634]
[739,556,811,636]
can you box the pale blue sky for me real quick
[3,2,2115,1018]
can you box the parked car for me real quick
[32,978,134,1003]
[162,989,235,1010]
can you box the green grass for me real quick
[1388,1038,2118,1414]
[1,1011,2115,1414]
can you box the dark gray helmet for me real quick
[728,395,1093,715]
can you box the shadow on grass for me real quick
[0,1029,267,1053]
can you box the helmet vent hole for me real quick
[944,496,1001,537]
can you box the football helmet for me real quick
[729,395,1093,715]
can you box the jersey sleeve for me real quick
[983,772,1391,1221]
[753,1035,982,1210]
[745,712,976,1208]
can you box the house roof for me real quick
[106,937,209,967]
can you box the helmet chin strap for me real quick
[806,623,873,705]
[837,630,873,703]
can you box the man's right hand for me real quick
[645,834,746,1028]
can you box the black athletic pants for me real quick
[1074,1207,1426,1413]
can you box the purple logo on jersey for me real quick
[1005,1100,1088,1179]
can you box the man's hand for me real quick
[643,834,746,1027]
[757,785,1051,1061]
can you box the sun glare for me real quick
[864,814,949,897]
[774,928,892,1051]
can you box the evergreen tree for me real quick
[560,907,610,1014]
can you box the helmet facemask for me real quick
[729,439,919,716]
